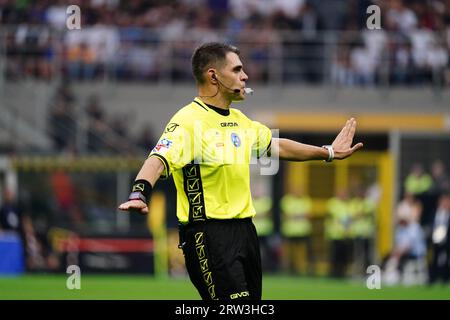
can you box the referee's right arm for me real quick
[118,156,165,215]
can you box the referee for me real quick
[118,42,363,300]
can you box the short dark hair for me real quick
[191,42,240,85]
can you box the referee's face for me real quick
[220,52,249,101]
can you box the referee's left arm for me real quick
[118,156,165,215]
[272,118,363,162]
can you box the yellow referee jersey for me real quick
[149,97,272,224]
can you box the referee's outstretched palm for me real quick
[118,200,148,215]
[332,118,364,160]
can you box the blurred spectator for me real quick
[252,181,277,272]
[425,39,449,86]
[85,19,120,78]
[66,41,97,80]
[110,114,129,140]
[382,200,427,285]
[409,20,437,83]
[48,93,77,153]
[296,3,324,83]
[314,0,348,30]
[85,95,110,153]
[362,28,388,61]
[229,0,260,20]
[4,33,21,80]
[297,1,321,37]
[274,0,306,20]
[0,188,23,235]
[386,0,418,34]
[405,162,448,240]
[280,188,314,275]
[404,163,433,197]
[85,94,104,120]
[45,0,67,30]
[325,189,353,278]
[331,46,354,86]
[115,42,158,80]
[109,113,134,154]
[56,82,76,105]
[430,160,450,196]
[350,38,378,86]
[428,193,450,284]
[50,170,83,229]
[348,188,376,276]
[421,160,450,239]
[396,191,422,224]
[390,39,414,84]
[0,188,55,272]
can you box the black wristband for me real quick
[128,179,153,204]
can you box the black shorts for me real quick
[178,218,262,300]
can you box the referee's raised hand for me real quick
[118,200,149,215]
[331,118,364,160]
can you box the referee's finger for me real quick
[340,119,352,140]
[351,142,364,153]
[346,118,356,139]
[336,119,349,140]
[346,121,356,145]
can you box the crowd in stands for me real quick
[0,0,449,85]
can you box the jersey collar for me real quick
[193,97,209,111]
[194,97,231,116]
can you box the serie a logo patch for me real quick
[152,138,173,153]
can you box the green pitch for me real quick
[0,275,449,300]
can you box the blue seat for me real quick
[0,232,25,275]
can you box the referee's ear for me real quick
[207,69,218,84]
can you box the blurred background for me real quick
[0,0,450,298]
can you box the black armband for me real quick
[128,179,153,204]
